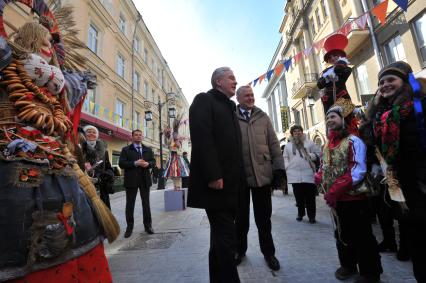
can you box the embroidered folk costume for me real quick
[0,2,117,282]
[163,115,189,190]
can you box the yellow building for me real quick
[263,0,426,147]
[4,0,190,167]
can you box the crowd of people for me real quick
[188,59,426,283]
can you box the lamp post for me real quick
[144,93,176,190]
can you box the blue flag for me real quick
[393,0,408,11]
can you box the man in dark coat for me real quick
[188,67,243,283]
[119,129,156,238]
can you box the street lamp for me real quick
[144,92,176,190]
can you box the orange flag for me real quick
[372,0,389,26]
[294,52,302,64]
[258,74,266,85]
[274,63,284,76]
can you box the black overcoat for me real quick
[187,89,243,211]
[119,143,155,188]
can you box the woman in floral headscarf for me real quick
[362,61,426,282]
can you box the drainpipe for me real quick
[131,12,142,130]
[360,0,384,69]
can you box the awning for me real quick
[80,112,132,141]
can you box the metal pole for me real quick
[157,101,165,190]
[360,0,384,69]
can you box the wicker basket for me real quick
[0,102,17,126]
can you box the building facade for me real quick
[263,0,426,147]
[4,0,190,168]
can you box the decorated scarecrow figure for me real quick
[163,115,189,190]
[317,33,358,135]
[0,2,118,282]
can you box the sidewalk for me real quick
[105,187,415,283]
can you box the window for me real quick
[119,13,126,34]
[88,24,98,54]
[355,64,371,96]
[293,109,301,126]
[320,1,328,17]
[83,88,96,114]
[383,34,407,63]
[144,48,148,63]
[133,71,140,91]
[310,17,316,36]
[116,53,125,78]
[151,89,155,103]
[144,118,148,138]
[111,151,121,167]
[315,9,322,28]
[133,37,140,53]
[115,99,125,127]
[413,12,426,67]
[151,58,154,70]
[133,111,140,129]
[152,121,156,140]
[144,81,149,99]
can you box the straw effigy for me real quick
[63,146,120,243]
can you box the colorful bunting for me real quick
[258,74,266,85]
[303,46,313,57]
[274,63,284,76]
[372,0,389,26]
[354,13,368,30]
[294,52,302,64]
[266,69,274,81]
[284,58,292,71]
[393,0,408,12]
[313,38,326,53]
[253,78,259,87]
[338,22,352,36]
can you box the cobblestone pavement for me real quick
[105,186,415,283]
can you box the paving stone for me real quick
[105,185,415,282]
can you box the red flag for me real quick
[372,0,389,26]
[355,13,368,30]
[313,38,326,53]
[274,63,284,76]
[294,52,302,64]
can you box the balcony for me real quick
[345,18,370,56]
[291,73,318,99]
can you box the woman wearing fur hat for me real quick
[315,106,382,283]
[81,125,114,209]
[362,61,426,282]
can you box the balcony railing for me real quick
[291,73,318,98]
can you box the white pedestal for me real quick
[164,188,187,211]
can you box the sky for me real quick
[133,0,285,111]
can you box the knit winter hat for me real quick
[83,125,99,139]
[378,61,413,83]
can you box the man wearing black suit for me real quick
[188,67,243,283]
[119,129,156,238]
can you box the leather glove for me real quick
[272,169,285,188]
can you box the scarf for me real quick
[373,100,413,165]
[291,136,316,172]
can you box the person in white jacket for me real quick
[284,125,321,223]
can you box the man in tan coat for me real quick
[235,85,285,271]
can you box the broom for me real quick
[63,146,120,243]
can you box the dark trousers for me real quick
[292,183,316,220]
[99,188,111,209]
[335,200,383,277]
[236,185,275,257]
[205,209,240,283]
[182,176,190,188]
[125,186,152,228]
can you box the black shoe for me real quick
[145,226,154,234]
[309,218,316,224]
[354,275,380,283]
[377,240,397,253]
[264,255,280,271]
[234,253,245,266]
[335,266,358,280]
[296,216,303,222]
[124,226,133,238]
[396,248,410,261]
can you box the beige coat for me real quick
[237,106,285,187]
